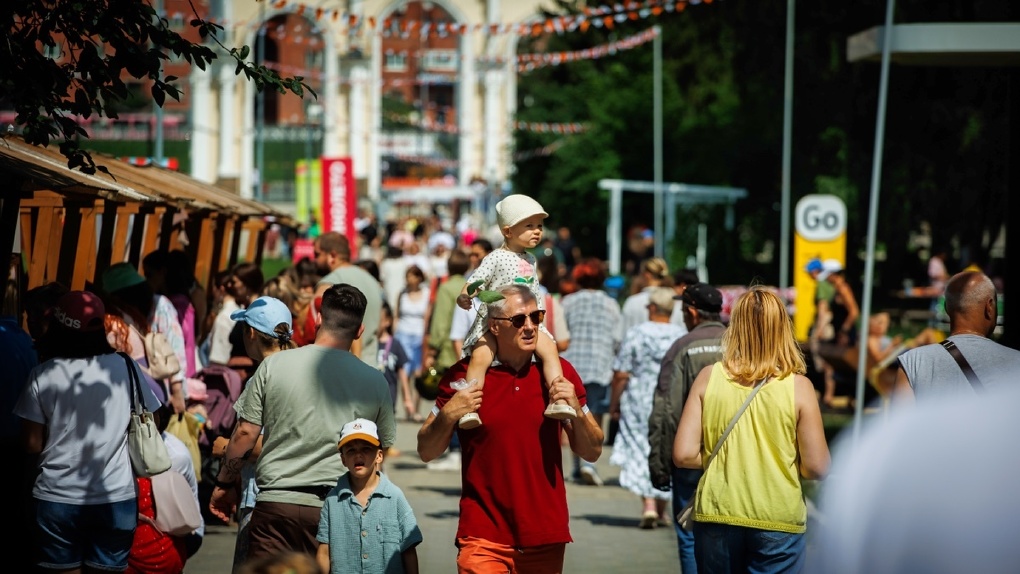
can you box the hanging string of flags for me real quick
[391,154,460,169]
[262,22,658,81]
[258,0,705,38]
[515,27,659,72]
[389,139,570,169]
[515,121,587,134]
[512,140,568,161]
[384,112,588,135]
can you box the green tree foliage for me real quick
[0,0,314,174]
[514,0,1015,290]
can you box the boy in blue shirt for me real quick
[317,419,422,574]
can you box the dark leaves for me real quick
[2,0,313,172]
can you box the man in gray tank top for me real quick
[895,271,1020,401]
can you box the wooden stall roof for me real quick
[0,135,291,223]
[0,135,150,202]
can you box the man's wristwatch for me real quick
[214,478,236,490]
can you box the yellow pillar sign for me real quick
[794,194,847,341]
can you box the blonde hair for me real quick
[722,286,806,382]
[642,258,674,286]
[263,274,310,315]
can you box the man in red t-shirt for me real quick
[417,284,604,573]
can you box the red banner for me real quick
[321,157,357,242]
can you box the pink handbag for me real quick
[151,471,203,536]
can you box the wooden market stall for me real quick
[0,135,291,294]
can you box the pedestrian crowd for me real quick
[4,192,1017,574]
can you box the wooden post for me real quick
[129,205,154,267]
[207,213,229,290]
[94,198,119,282]
[183,210,203,264]
[70,200,101,289]
[19,203,33,266]
[0,188,24,269]
[158,206,177,252]
[228,217,243,268]
[194,215,217,289]
[45,207,63,285]
[56,202,84,287]
[22,193,65,288]
[243,218,265,264]
[112,203,140,265]
[142,206,166,259]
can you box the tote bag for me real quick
[151,471,203,536]
[122,353,172,477]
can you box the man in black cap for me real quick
[647,282,726,573]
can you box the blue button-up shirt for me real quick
[561,289,623,386]
[316,472,423,574]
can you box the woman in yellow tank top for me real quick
[672,287,830,573]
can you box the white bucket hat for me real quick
[495,194,549,229]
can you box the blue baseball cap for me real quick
[231,296,293,340]
[805,258,823,274]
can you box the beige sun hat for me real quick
[495,194,549,229]
[648,287,676,314]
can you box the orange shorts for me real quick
[456,536,566,574]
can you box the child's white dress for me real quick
[462,248,550,356]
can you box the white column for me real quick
[239,77,255,200]
[368,32,383,201]
[323,35,341,157]
[483,69,502,182]
[503,39,519,184]
[458,33,476,185]
[349,63,368,179]
[217,63,239,180]
[189,68,214,183]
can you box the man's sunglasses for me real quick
[491,310,546,328]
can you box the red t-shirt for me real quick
[435,357,587,547]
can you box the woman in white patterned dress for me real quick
[610,287,686,529]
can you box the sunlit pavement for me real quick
[187,418,681,573]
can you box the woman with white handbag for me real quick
[15,291,163,573]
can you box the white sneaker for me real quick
[579,465,603,486]
[426,451,462,472]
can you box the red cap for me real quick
[52,291,106,332]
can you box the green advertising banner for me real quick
[295,159,323,225]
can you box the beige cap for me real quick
[338,418,380,450]
[496,194,549,229]
[648,287,676,314]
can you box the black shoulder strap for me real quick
[940,339,983,391]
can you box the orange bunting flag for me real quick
[272,0,286,8]
[580,19,591,33]
[367,16,376,28]
[603,16,614,29]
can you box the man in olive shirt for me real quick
[425,249,470,372]
[647,282,726,573]
[210,284,396,560]
[314,231,384,367]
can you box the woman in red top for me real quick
[126,477,186,574]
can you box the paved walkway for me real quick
[187,419,681,573]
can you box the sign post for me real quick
[320,157,357,245]
[794,194,847,341]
